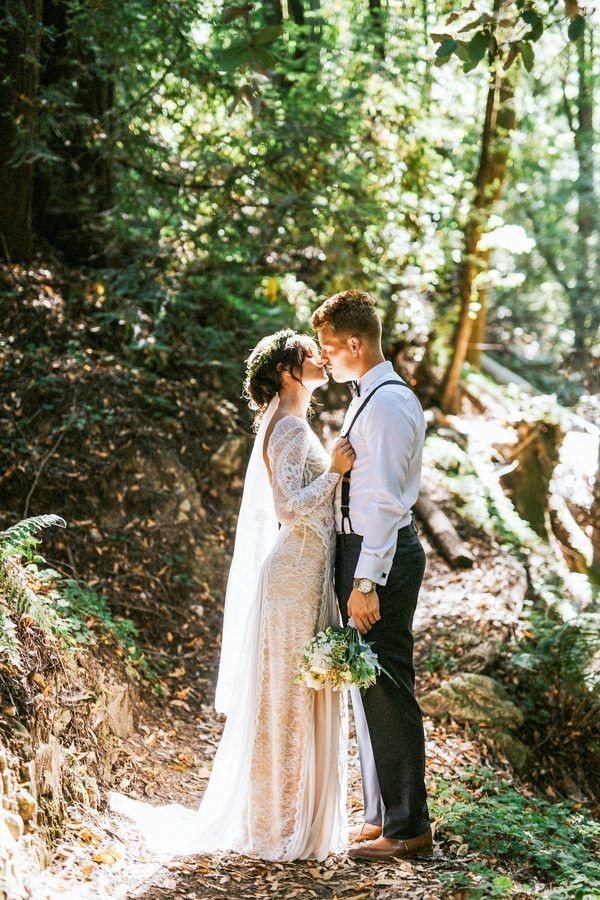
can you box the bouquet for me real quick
[296,620,391,692]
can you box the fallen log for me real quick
[479,353,536,394]
[415,490,474,569]
[547,494,593,575]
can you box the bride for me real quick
[110,329,354,861]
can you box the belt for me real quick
[336,520,418,543]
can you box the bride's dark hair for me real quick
[243,329,316,429]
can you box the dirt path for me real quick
[32,416,535,899]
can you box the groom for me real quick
[312,290,432,861]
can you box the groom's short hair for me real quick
[311,290,381,343]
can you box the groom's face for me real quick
[316,324,361,383]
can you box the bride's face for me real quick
[300,341,329,389]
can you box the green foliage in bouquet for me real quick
[296,624,394,692]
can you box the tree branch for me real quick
[524,204,573,295]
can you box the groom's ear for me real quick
[349,336,361,357]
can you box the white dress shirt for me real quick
[334,360,426,585]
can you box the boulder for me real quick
[420,672,524,730]
[459,637,506,673]
[2,812,23,841]
[15,789,36,823]
[0,812,18,850]
[102,680,134,739]
[210,435,249,476]
[481,728,532,772]
[34,737,63,799]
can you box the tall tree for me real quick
[0,1,43,264]
[440,0,518,413]
[592,447,600,580]
[516,13,598,373]
[369,0,386,60]
[568,18,598,364]
[33,0,115,263]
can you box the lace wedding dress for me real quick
[110,403,348,862]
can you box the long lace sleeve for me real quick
[267,417,340,523]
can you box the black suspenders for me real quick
[340,379,412,535]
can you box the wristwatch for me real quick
[353,577,375,594]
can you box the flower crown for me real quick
[246,328,297,381]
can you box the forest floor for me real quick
[30,419,550,900]
[2,268,597,898]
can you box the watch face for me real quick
[358,578,373,593]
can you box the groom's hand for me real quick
[348,588,380,635]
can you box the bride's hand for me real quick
[328,437,355,475]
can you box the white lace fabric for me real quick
[110,414,348,862]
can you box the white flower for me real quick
[304,671,325,690]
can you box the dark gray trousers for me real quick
[335,523,430,840]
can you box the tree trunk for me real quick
[307,0,323,44]
[441,1,517,413]
[286,0,323,65]
[465,248,491,367]
[571,23,597,363]
[288,0,305,25]
[264,0,283,25]
[33,0,115,264]
[0,0,43,264]
[592,445,600,577]
[421,0,433,110]
[369,0,386,60]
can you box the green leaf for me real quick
[455,41,470,62]
[458,14,488,34]
[216,42,253,72]
[467,31,489,64]
[520,41,534,72]
[252,25,284,47]
[430,32,454,43]
[568,16,585,41]
[521,10,543,42]
[436,38,458,59]
[250,48,277,72]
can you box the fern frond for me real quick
[0,604,22,668]
[0,515,67,561]
[0,560,53,632]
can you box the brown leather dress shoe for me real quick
[348,822,383,844]
[348,827,433,861]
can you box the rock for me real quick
[64,759,100,809]
[460,637,505,673]
[1,766,11,796]
[52,707,72,735]
[35,737,63,799]
[210,435,249,476]
[101,680,134,739]
[34,735,67,838]
[481,728,532,772]
[96,450,206,530]
[16,789,36,822]
[5,718,33,758]
[176,496,192,523]
[2,812,24,841]
[0,813,17,849]
[420,672,524,730]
